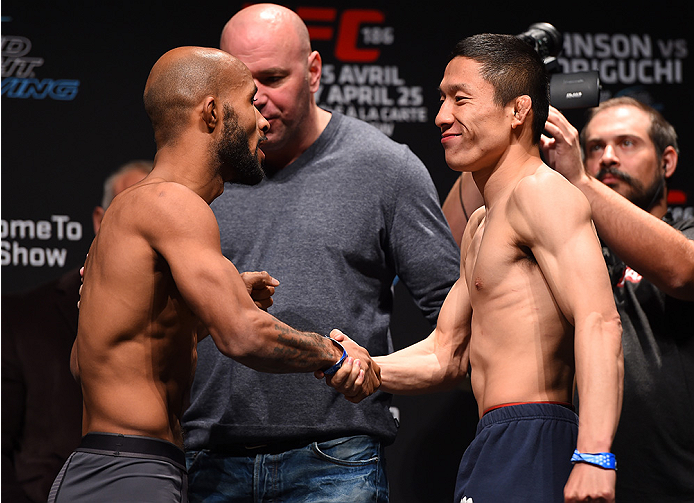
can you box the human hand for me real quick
[315,329,381,403]
[541,106,588,186]
[564,462,616,503]
[240,271,279,310]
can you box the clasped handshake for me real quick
[315,329,382,403]
[243,271,382,403]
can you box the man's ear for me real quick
[511,95,532,129]
[202,96,218,132]
[661,145,678,179]
[307,50,322,93]
[92,206,105,234]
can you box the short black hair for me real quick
[450,33,550,143]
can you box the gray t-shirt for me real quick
[182,112,460,448]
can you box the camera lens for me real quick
[517,22,563,61]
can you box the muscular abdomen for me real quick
[466,227,575,415]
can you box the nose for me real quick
[435,99,452,131]
[253,80,268,110]
[600,144,619,167]
[256,108,269,134]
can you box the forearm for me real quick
[576,175,694,300]
[213,310,343,373]
[574,313,624,453]
[374,331,467,394]
[184,262,342,373]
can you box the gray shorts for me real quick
[48,432,188,502]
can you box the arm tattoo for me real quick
[272,324,333,364]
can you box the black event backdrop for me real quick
[2,1,692,501]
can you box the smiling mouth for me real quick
[440,133,460,144]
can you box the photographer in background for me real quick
[541,98,694,502]
[1,160,152,503]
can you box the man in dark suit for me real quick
[1,160,152,502]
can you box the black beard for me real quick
[596,166,664,211]
[216,104,265,186]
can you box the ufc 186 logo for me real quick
[297,7,393,62]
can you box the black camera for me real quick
[517,22,600,110]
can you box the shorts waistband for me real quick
[483,401,575,416]
[76,432,186,471]
[478,402,578,433]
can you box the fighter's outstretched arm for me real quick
[146,182,380,394]
[372,276,471,394]
[366,211,480,395]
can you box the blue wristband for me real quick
[322,335,348,376]
[571,450,617,470]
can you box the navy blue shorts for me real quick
[454,402,578,503]
[48,432,188,502]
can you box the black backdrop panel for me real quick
[3,1,692,294]
[2,2,692,501]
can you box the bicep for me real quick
[398,276,472,363]
[375,276,471,393]
[146,192,257,334]
[436,275,472,344]
[539,220,614,325]
[167,234,254,326]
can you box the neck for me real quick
[151,148,224,205]
[265,105,331,172]
[473,143,542,209]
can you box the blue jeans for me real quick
[186,435,388,502]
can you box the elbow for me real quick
[609,312,623,351]
[608,310,622,336]
[656,248,694,300]
[441,367,468,390]
[662,269,694,301]
[209,309,271,360]
[436,348,469,390]
[592,309,623,368]
[444,353,468,383]
[607,313,624,382]
[436,332,470,388]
